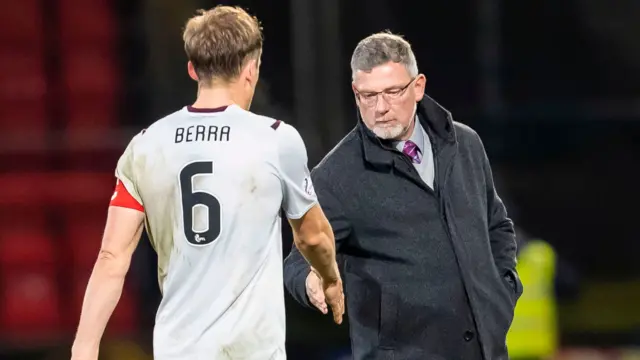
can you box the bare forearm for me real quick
[72,258,127,358]
[295,231,338,283]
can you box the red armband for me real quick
[110,179,144,212]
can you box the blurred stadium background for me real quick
[1,0,639,359]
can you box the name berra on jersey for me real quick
[175,125,231,143]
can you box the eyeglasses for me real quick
[354,77,416,107]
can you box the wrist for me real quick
[71,340,99,359]
[322,264,341,284]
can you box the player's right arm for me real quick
[71,135,145,360]
[275,122,344,324]
[71,204,144,360]
[284,173,351,314]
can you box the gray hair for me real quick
[350,31,419,80]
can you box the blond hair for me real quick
[183,6,263,85]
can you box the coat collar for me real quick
[359,95,456,166]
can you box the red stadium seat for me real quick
[61,49,119,99]
[0,52,49,147]
[0,151,51,173]
[0,98,48,138]
[0,205,48,229]
[60,49,120,135]
[64,215,104,268]
[0,267,62,335]
[59,175,111,266]
[0,5,49,171]
[61,148,122,173]
[50,172,114,205]
[0,173,49,206]
[0,0,44,48]
[58,0,116,47]
[0,230,56,266]
[0,173,113,206]
[0,101,48,151]
[66,99,118,129]
[0,51,47,102]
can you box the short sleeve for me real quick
[113,133,144,207]
[275,122,318,219]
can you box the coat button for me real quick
[463,330,475,342]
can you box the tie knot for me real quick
[402,140,422,164]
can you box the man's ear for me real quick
[352,83,361,104]
[413,74,427,102]
[187,61,199,81]
[241,58,259,85]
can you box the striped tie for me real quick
[402,140,422,164]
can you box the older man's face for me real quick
[352,62,426,141]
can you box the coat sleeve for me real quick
[283,172,352,309]
[476,133,523,297]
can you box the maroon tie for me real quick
[403,140,422,164]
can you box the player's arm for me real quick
[71,191,144,359]
[288,205,339,285]
[284,174,351,311]
[72,135,145,360]
[71,205,144,359]
[275,122,343,323]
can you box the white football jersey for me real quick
[112,104,317,360]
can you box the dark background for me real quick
[0,0,638,359]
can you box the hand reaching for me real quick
[306,267,344,324]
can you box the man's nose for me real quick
[375,95,390,113]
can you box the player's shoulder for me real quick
[224,105,278,127]
[146,107,190,134]
[230,107,300,141]
[127,107,186,144]
[271,120,299,141]
[271,121,307,162]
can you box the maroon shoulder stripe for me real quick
[271,120,282,130]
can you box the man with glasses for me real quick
[284,31,522,360]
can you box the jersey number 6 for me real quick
[179,161,221,246]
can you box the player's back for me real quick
[128,105,289,359]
